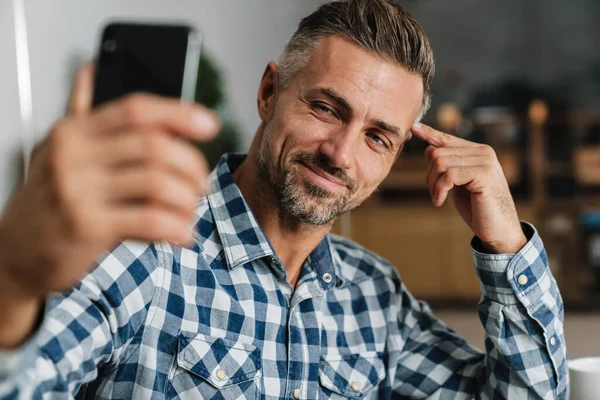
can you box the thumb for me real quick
[66,62,95,116]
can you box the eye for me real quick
[366,131,388,148]
[312,102,336,116]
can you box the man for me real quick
[0,0,567,398]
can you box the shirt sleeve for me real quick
[388,222,568,399]
[0,240,163,398]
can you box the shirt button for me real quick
[517,274,528,286]
[293,388,301,398]
[550,336,556,346]
[216,369,227,380]
[322,273,333,283]
[351,381,361,391]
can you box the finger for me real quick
[88,94,220,141]
[67,62,95,116]
[29,137,50,172]
[433,170,461,206]
[425,145,490,161]
[429,153,490,170]
[105,205,194,245]
[428,164,441,203]
[426,146,488,201]
[97,131,209,192]
[411,122,477,148]
[432,166,489,206]
[425,147,435,199]
[104,166,200,217]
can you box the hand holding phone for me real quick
[0,25,219,337]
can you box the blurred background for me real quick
[1,1,598,356]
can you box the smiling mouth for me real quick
[299,162,348,191]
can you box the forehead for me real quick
[296,35,424,128]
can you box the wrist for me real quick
[0,296,42,349]
[0,259,44,348]
[482,233,528,254]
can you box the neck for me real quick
[232,128,332,288]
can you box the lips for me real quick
[299,161,348,190]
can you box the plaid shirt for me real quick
[0,153,567,399]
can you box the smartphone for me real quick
[92,22,202,107]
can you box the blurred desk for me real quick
[336,202,536,301]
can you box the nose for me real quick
[318,127,358,171]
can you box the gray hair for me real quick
[277,0,435,119]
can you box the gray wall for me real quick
[403,0,600,110]
[0,0,324,208]
[0,1,24,209]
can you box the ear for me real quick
[256,61,278,122]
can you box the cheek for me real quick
[261,109,322,169]
[280,107,333,148]
[354,156,394,193]
[262,117,324,172]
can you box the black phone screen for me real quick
[92,23,200,108]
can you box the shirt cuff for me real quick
[471,222,551,305]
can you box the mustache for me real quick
[292,151,356,191]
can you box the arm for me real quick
[0,63,218,396]
[0,63,213,348]
[386,123,570,399]
[0,241,162,398]
[388,223,567,399]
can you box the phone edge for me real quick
[181,29,202,103]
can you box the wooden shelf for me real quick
[575,146,600,184]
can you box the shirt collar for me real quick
[206,153,275,270]
[315,234,352,290]
[206,153,345,287]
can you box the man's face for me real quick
[257,35,424,225]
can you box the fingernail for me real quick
[193,111,218,132]
[412,122,422,129]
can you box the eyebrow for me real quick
[372,119,403,138]
[308,87,405,138]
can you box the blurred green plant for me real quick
[194,53,240,169]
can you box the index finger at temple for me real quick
[411,123,476,148]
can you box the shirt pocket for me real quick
[166,332,262,400]
[318,352,385,399]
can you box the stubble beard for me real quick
[257,129,356,227]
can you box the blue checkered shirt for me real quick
[0,153,567,399]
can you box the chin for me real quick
[283,188,350,226]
